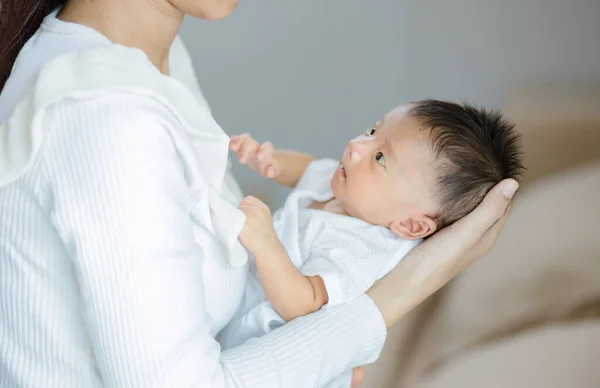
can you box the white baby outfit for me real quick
[219,159,420,350]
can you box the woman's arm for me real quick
[47,94,385,388]
[367,179,518,328]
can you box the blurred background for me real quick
[181,1,600,387]
[181,0,600,207]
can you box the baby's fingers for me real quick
[257,141,274,161]
[229,134,247,151]
[229,136,239,151]
[257,142,278,178]
[238,138,260,164]
[264,165,278,179]
[240,195,267,209]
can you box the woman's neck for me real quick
[58,0,183,74]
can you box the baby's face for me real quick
[330,105,440,238]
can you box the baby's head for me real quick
[331,100,523,239]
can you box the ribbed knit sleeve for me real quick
[41,92,386,388]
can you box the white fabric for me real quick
[0,9,244,202]
[219,159,419,349]
[0,12,387,388]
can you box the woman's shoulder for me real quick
[35,44,182,111]
[33,43,229,145]
[0,43,230,189]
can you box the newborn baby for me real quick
[218,100,523,357]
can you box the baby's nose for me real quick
[348,135,372,162]
[348,142,363,161]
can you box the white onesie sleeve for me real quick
[301,247,371,307]
[300,224,418,308]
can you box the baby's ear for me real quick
[389,216,436,240]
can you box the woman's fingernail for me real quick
[502,181,519,199]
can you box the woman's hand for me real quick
[367,178,519,328]
[230,134,280,178]
[351,367,366,388]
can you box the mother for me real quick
[0,1,518,387]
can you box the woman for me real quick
[0,1,518,387]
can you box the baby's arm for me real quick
[271,150,315,188]
[254,235,329,321]
[238,196,329,321]
[230,134,315,188]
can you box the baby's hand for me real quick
[238,196,279,255]
[229,134,279,179]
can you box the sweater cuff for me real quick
[221,294,386,388]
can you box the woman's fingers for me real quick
[421,178,518,275]
[445,178,518,248]
[466,199,514,260]
[351,367,366,388]
[470,178,518,232]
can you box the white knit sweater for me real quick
[0,11,386,388]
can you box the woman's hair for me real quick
[0,0,67,91]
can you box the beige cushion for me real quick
[415,321,600,388]
[505,86,600,185]
[399,161,600,383]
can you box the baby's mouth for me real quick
[339,163,347,178]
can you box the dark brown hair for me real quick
[0,0,67,91]
[409,99,524,229]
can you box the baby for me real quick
[218,100,523,355]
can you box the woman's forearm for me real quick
[272,150,316,188]
[367,179,516,328]
[366,250,437,328]
[222,294,386,388]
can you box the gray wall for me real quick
[180,0,600,207]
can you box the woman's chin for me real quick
[189,0,240,21]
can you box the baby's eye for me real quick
[367,127,376,136]
[375,152,386,167]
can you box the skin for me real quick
[58,0,239,74]
[233,104,446,240]
[330,104,440,239]
[58,1,518,385]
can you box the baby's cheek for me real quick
[350,183,376,211]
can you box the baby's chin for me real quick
[329,175,347,204]
[330,172,339,193]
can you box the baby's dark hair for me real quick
[408,99,524,229]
